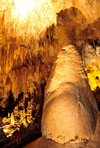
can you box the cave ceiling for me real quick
[0,0,100,137]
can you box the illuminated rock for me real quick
[24,112,100,148]
[0,0,100,140]
[82,42,100,91]
[0,0,100,38]
[41,45,98,144]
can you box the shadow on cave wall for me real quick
[93,88,100,111]
[38,7,88,55]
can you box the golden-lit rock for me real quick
[0,0,100,38]
[41,45,98,144]
[0,0,100,140]
[81,42,100,91]
[24,112,100,148]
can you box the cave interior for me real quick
[0,0,100,140]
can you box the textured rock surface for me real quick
[0,55,53,134]
[0,0,100,138]
[0,0,100,38]
[24,112,100,148]
[41,45,98,144]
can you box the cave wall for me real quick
[0,0,100,75]
[0,0,100,136]
[1,6,100,109]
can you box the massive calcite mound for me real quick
[41,45,98,144]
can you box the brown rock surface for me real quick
[41,45,98,144]
[0,0,100,139]
[24,112,100,148]
[0,0,100,37]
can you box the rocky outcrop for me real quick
[41,45,98,144]
[24,112,100,148]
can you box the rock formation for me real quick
[0,0,100,38]
[41,45,98,144]
[0,0,100,138]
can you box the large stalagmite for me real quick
[41,45,98,144]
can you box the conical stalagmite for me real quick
[41,45,98,144]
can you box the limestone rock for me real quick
[1,0,100,38]
[23,112,100,148]
[41,45,98,144]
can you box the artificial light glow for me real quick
[12,0,36,20]
[11,0,51,20]
[9,0,57,38]
[2,102,35,137]
[3,125,19,137]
